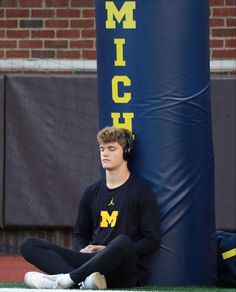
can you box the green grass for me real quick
[135,287,235,291]
[0,283,235,291]
[151,288,233,291]
[0,283,25,288]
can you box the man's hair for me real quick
[97,126,132,148]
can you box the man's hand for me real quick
[80,244,106,253]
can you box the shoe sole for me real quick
[24,272,37,288]
[90,272,107,289]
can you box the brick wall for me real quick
[0,0,235,74]
[209,0,236,74]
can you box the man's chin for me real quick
[102,165,114,171]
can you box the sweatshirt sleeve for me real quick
[73,188,93,251]
[133,187,161,256]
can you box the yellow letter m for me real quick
[105,1,136,29]
[100,211,118,227]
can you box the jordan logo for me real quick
[108,198,115,206]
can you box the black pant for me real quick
[20,234,139,288]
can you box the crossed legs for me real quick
[20,234,138,288]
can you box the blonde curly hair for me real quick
[97,126,132,149]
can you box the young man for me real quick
[20,126,160,289]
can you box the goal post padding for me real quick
[95,0,216,285]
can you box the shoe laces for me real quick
[79,281,87,290]
[39,275,57,289]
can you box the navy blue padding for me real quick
[96,0,216,285]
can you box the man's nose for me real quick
[102,149,109,156]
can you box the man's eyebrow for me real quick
[99,145,117,150]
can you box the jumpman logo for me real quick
[108,197,115,206]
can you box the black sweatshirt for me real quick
[74,174,160,257]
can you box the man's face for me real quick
[99,141,125,171]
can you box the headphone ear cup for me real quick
[123,145,129,161]
[123,134,133,161]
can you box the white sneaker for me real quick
[53,274,75,289]
[24,271,60,289]
[79,272,107,290]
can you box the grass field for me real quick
[0,283,235,291]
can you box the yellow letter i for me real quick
[114,38,126,67]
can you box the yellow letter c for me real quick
[112,75,131,104]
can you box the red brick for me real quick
[0,0,17,7]
[45,0,68,7]
[44,40,68,48]
[22,70,49,74]
[6,30,30,38]
[47,70,73,75]
[0,30,5,38]
[0,70,23,74]
[57,50,81,58]
[31,30,55,38]
[211,72,229,76]
[209,18,225,27]
[56,30,81,38]
[6,50,30,58]
[227,18,236,27]
[0,50,4,57]
[212,28,236,37]
[213,8,236,17]
[70,19,94,28]
[19,40,43,48]
[82,49,96,59]
[0,20,18,28]
[71,0,94,7]
[0,9,4,17]
[81,29,96,38]
[225,0,236,5]
[48,70,74,74]
[56,70,74,74]
[70,40,93,49]
[0,40,16,48]
[20,0,43,7]
[225,38,236,47]
[31,9,55,18]
[212,49,236,58]
[45,19,69,28]
[31,50,55,58]
[82,9,95,18]
[209,0,225,5]
[56,9,80,18]
[6,9,29,18]
[210,39,224,47]
[21,70,49,74]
